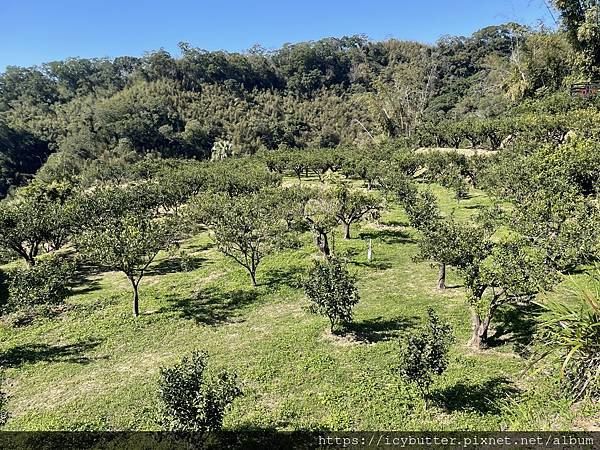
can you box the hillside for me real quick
[2,182,595,431]
[0,0,599,438]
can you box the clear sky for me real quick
[1,0,556,71]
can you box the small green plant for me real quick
[7,255,75,311]
[178,250,196,272]
[536,271,600,401]
[398,308,453,404]
[158,350,241,433]
[304,256,359,333]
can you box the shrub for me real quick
[438,167,469,200]
[178,250,196,272]
[536,272,600,401]
[7,255,75,311]
[158,350,241,433]
[304,257,359,332]
[398,308,453,402]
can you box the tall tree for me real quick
[553,0,600,76]
[416,218,486,290]
[462,238,557,350]
[0,196,51,266]
[303,191,340,258]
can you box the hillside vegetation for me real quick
[0,0,599,433]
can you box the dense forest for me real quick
[0,18,589,195]
[0,0,598,438]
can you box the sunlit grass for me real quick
[0,183,595,431]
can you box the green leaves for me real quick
[537,270,600,400]
[398,308,453,400]
[416,218,489,271]
[158,350,241,433]
[6,254,76,310]
[74,194,177,316]
[76,213,174,277]
[304,257,359,332]
[553,0,600,77]
[333,183,381,232]
[194,189,291,286]
[0,182,78,264]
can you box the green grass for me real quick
[0,182,597,431]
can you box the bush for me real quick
[438,166,470,200]
[158,350,241,433]
[304,256,359,332]
[7,255,76,311]
[398,308,453,402]
[536,272,600,401]
[178,250,196,272]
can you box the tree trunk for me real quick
[130,277,140,318]
[343,222,351,240]
[316,232,330,258]
[249,270,257,288]
[367,179,372,190]
[468,310,491,350]
[437,263,446,290]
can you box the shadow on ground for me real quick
[486,302,542,355]
[358,228,413,245]
[350,260,393,270]
[0,339,104,368]
[146,255,207,276]
[261,266,304,289]
[338,247,393,270]
[344,315,419,343]
[463,203,484,210]
[431,376,519,414]
[68,260,103,296]
[160,287,259,325]
[383,219,410,228]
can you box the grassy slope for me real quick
[0,182,596,431]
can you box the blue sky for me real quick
[1,0,556,71]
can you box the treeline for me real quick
[0,22,582,197]
[415,95,600,149]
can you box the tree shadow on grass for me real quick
[358,228,413,245]
[344,315,419,343]
[145,255,207,276]
[260,266,305,290]
[440,284,462,290]
[180,240,215,255]
[486,302,542,355]
[0,339,104,368]
[68,260,103,296]
[463,203,484,210]
[334,248,394,271]
[431,377,519,414]
[383,219,410,228]
[159,287,259,326]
